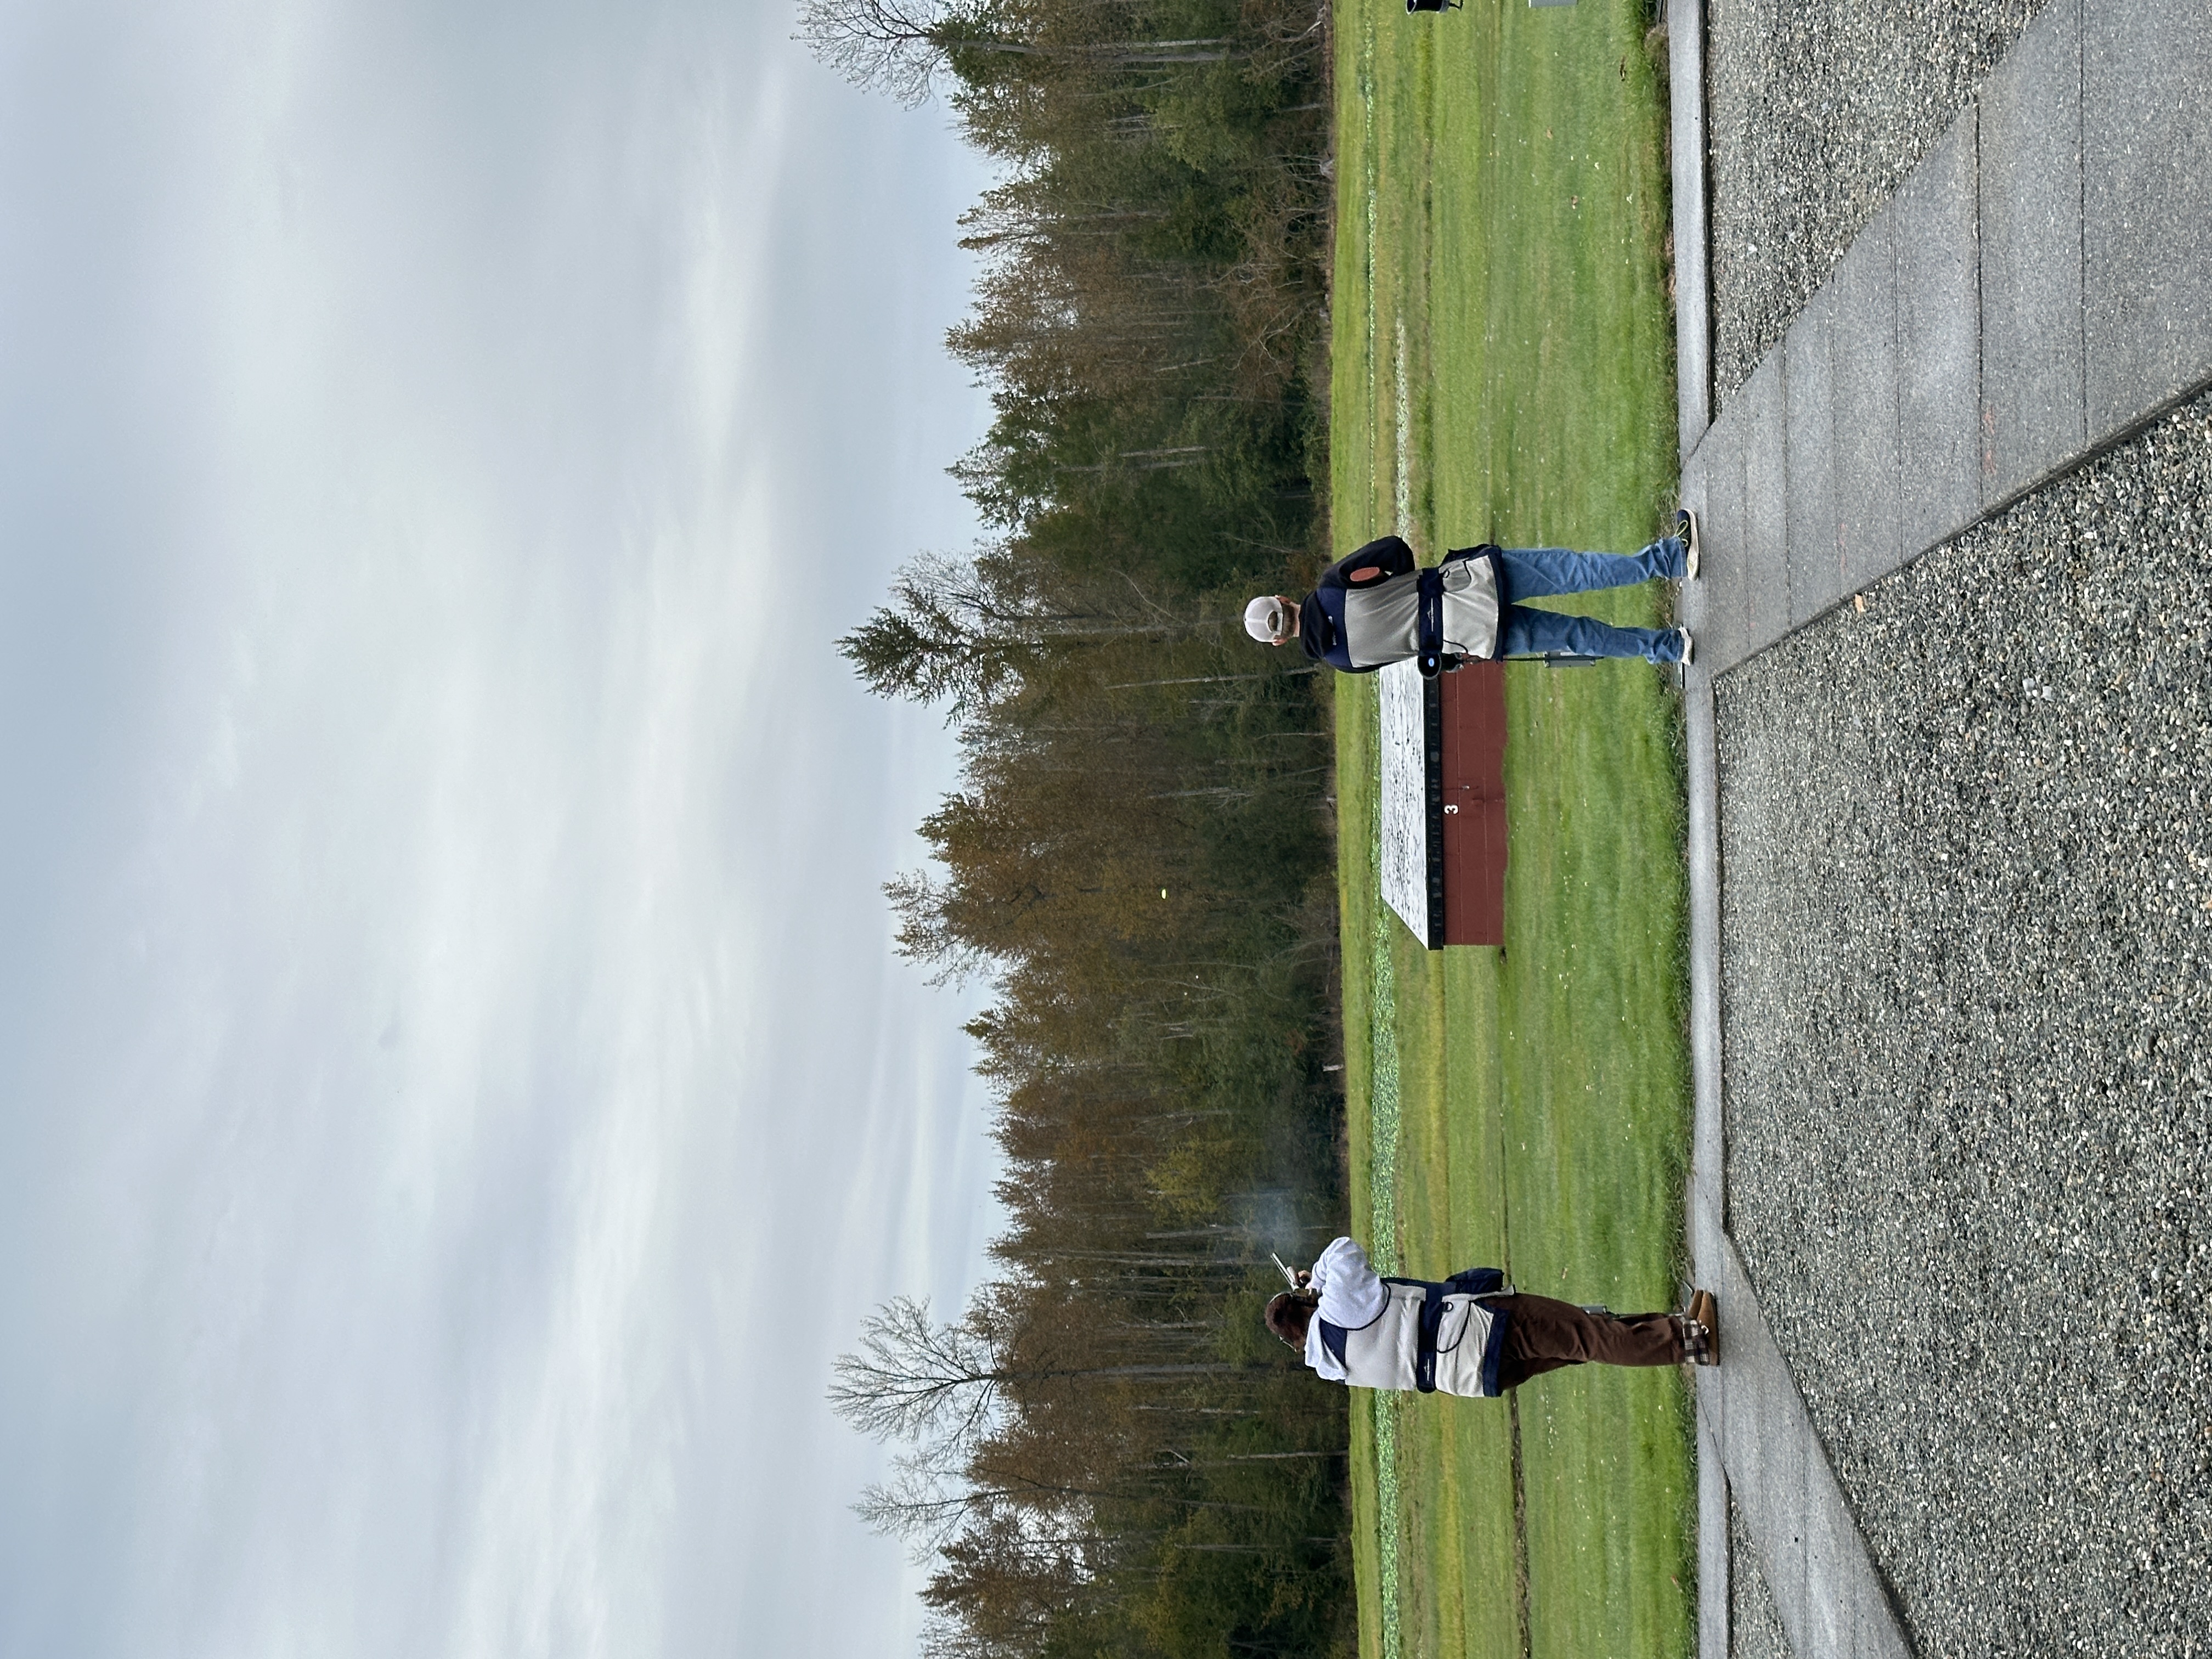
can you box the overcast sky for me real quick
[0,1,1002,1654]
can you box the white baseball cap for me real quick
[1244,595,1293,642]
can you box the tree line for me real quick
[803,0,1349,1650]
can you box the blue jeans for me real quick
[1489,538,1686,663]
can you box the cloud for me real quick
[0,2,1000,1656]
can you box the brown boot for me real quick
[1684,1290,1719,1366]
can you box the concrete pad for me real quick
[1799,1439,1852,1659]
[2083,0,2212,433]
[1690,1187,1728,1287]
[1801,1438,1870,1659]
[1671,0,1711,459]
[1696,1227,1922,1659]
[1675,448,1714,646]
[1980,0,2086,501]
[1683,427,1753,674]
[1697,1413,1730,1659]
[1830,203,1904,590]
[1729,1417,1810,1652]
[1786,284,1848,626]
[1739,349,1791,656]
[1893,110,1982,556]
[1684,679,1725,1246]
[1712,1244,1811,1648]
[1695,1328,1728,1447]
[1805,1437,1914,1659]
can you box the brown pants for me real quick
[1491,1294,1683,1391]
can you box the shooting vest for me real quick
[1307,548,1503,672]
[1317,1277,1508,1397]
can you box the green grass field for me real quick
[1327,0,1696,1655]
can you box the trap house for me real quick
[1378,658,1509,947]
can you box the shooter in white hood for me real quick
[1263,1237,1717,1397]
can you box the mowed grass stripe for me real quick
[1328,1,1695,1656]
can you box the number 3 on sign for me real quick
[1443,804,1459,815]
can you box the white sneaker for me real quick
[1676,507,1700,579]
[1676,628,1695,667]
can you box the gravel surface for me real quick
[1726,1497,1792,1659]
[1714,391,2212,1656]
[1704,0,2049,402]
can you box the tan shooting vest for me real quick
[1319,1277,1504,1397]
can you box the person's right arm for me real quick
[1308,1237,1388,1327]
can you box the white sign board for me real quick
[1377,661,1439,947]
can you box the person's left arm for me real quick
[1316,536,1416,592]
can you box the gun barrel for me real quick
[1269,1252,1300,1289]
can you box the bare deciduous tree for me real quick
[830,1294,1010,1449]
[794,0,960,105]
[797,0,1238,108]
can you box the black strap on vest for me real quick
[1414,568,1446,679]
[1381,1277,1453,1391]
[1317,1320,1350,1370]
[1414,1293,1451,1391]
[1378,1271,1508,1392]
[1419,546,1504,676]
